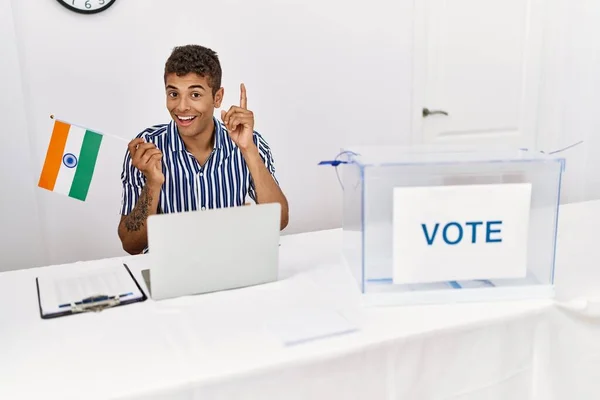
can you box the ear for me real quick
[214,87,224,108]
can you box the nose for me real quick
[175,97,191,112]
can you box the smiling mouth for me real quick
[176,115,197,127]
[177,115,197,123]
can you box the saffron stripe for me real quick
[38,121,70,191]
[69,130,103,201]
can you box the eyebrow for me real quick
[165,84,206,91]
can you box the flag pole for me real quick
[50,114,130,143]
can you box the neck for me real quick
[180,118,215,153]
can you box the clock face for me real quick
[57,0,117,14]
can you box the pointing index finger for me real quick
[240,83,247,109]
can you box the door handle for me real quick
[422,108,449,117]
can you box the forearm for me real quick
[242,145,289,229]
[118,183,161,254]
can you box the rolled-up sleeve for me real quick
[120,147,145,215]
[248,132,278,203]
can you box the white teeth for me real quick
[178,116,195,121]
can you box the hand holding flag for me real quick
[127,138,164,188]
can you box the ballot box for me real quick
[338,145,565,306]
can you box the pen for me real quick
[58,292,133,309]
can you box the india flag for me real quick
[38,120,103,201]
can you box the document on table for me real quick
[263,274,360,346]
[36,261,146,318]
[267,307,358,346]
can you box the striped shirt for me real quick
[120,117,278,251]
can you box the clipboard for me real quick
[35,263,147,319]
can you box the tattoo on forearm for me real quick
[124,186,152,232]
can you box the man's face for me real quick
[165,72,223,138]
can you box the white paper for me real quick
[37,260,144,316]
[393,183,532,284]
[267,307,358,346]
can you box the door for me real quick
[411,0,545,148]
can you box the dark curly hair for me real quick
[164,44,222,96]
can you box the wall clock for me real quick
[56,0,117,14]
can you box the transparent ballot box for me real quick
[338,145,565,306]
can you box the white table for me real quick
[535,199,600,400]
[0,225,561,400]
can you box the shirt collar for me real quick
[167,117,225,153]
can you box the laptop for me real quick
[143,202,281,300]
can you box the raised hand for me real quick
[128,138,164,188]
[221,83,255,151]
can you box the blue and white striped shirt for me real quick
[120,116,278,223]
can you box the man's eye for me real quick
[168,92,177,98]
[191,92,201,98]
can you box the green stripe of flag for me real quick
[69,130,103,201]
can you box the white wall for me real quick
[534,0,600,205]
[2,0,599,270]
[0,0,46,270]
[7,0,413,268]
[561,1,600,203]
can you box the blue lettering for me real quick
[442,222,463,245]
[465,221,483,243]
[420,220,502,245]
[421,223,440,245]
[486,221,502,243]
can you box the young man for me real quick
[118,44,289,255]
